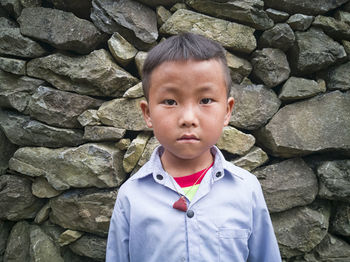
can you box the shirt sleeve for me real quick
[106,198,130,262]
[247,176,282,262]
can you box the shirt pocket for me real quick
[218,228,249,262]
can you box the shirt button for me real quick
[216,172,222,178]
[156,174,163,180]
[187,210,194,218]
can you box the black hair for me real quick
[142,32,231,99]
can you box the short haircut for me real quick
[142,32,232,100]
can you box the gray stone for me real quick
[264,0,348,15]
[231,147,268,172]
[29,225,64,262]
[271,202,331,258]
[156,6,171,27]
[0,57,26,75]
[3,221,30,262]
[251,48,290,87]
[343,40,350,58]
[18,7,105,54]
[0,16,18,28]
[78,110,101,127]
[259,23,295,51]
[289,27,347,75]
[9,143,126,190]
[229,83,281,130]
[27,49,139,97]
[48,0,92,19]
[216,126,255,156]
[0,221,11,261]
[50,188,117,235]
[336,11,350,25]
[226,52,252,84]
[0,109,85,148]
[278,77,326,101]
[108,32,138,67]
[58,230,84,246]
[25,86,102,128]
[0,28,48,58]
[186,0,274,30]
[0,70,44,112]
[0,0,22,17]
[69,234,106,261]
[313,15,350,41]
[253,158,318,213]
[169,3,187,12]
[255,91,350,157]
[330,202,350,237]
[324,62,350,91]
[137,136,160,167]
[0,175,45,221]
[116,138,131,151]
[123,82,144,98]
[91,0,158,50]
[133,0,178,8]
[34,202,51,224]
[317,160,350,202]
[97,97,149,131]
[135,51,147,78]
[0,128,17,175]
[32,177,62,198]
[266,8,289,23]
[160,9,256,54]
[287,14,314,31]
[123,132,152,173]
[84,126,126,142]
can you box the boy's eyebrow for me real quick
[159,85,217,94]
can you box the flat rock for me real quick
[123,132,151,173]
[266,8,289,23]
[18,7,105,54]
[0,0,22,18]
[135,51,147,77]
[253,158,318,213]
[324,61,350,91]
[0,57,26,75]
[123,82,144,98]
[259,23,295,51]
[0,175,45,221]
[278,76,326,101]
[156,6,171,27]
[97,97,148,131]
[0,16,18,28]
[137,136,160,167]
[78,110,101,127]
[185,0,274,30]
[27,49,139,97]
[160,9,256,54]
[317,160,350,202]
[0,220,11,260]
[336,10,350,25]
[0,28,48,58]
[343,40,350,57]
[287,14,314,31]
[0,109,85,147]
[25,86,102,128]
[231,146,268,172]
[48,0,92,19]
[216,126,255,156]
[34,202,51,224]
[50,188,117,236]
[229,83,281,130]
[108,32,138,67]
[255,91,350,157]
[251,48,290,87]
[9,143,126,190]
[69,234,106,261]
[330,202,350,237]
[289,27,347,75]
[58,230,84,246]
[226,52,252,84]
[116,138,131,151]
[32,177,63,198]
[0,128,17,175]
[264,0,348,16]
[0,70,44,112]
[271,202,331,258]
[3,221,30,261]
[134,0,178,7]
[91,0,158,50]
[83,126,126,142]
[313,15,350,41]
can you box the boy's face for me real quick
[140,59,234,167]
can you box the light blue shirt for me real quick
[106,146,281,262]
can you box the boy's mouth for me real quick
[177,134,199,141]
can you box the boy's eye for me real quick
[200,98,212,104]
[163,99,177,105]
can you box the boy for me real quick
[106,33,281,262]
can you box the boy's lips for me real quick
[177,134,199,141]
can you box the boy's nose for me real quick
[179,105,199,127]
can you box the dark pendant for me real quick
[173,196,187,212]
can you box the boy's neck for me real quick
[160,149,214,178]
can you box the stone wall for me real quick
[0,0,350,261]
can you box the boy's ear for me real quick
[224,97,234,126]
[140,100,152,128]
